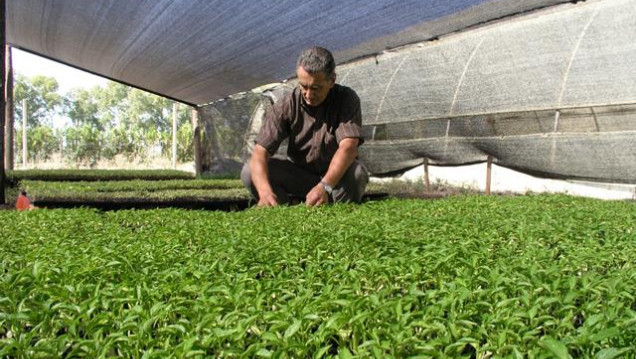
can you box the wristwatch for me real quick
[320,180,333,195]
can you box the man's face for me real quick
[297,66,335,107]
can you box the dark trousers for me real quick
[241,158,369,204]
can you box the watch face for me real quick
[321,181,333,193]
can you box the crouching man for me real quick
[241,46,368,207]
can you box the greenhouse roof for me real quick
[6,0,569,106]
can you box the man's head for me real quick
[296,47,336,107]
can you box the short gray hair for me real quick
[297,47,336,80]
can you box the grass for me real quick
[0,195,634,358]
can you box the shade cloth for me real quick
[200,0,636,183]
[7,0,569,106]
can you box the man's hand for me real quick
[257,191,279,207]
[250,144,279,207]
[305,183,328,207]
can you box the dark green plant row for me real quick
[20,179,244,196]
[1,195,634,358]
[15,179,389,205]
[7,169,196,182]
[29,188,251,203]
[8,178,248,206]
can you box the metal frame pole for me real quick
[423,157,430,192]
[0,0,7,204]
[485,156,493,195]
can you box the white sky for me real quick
[12,48,109,94]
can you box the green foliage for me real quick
[19,179,247,202]
[63,83,194,164]
[14,126,62,163]
[14,74,63,127]
[177,121,194,162]
[11,75,64,165]
[7,169,195,182]
[65,88,101,129]
[21,179,242,193]
[13,75,194,166]
[63,124,102,166]
[0,195,634,357]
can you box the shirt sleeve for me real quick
[255,97,290,156]
[335,88,364,146]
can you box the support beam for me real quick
[172,103,178,169]
[192,108,202,176]
[0,0,6,205]
[423,157,430,192]
[22,98,26,167]
[4,44,12,170]
[485,155,493,195]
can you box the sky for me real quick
[12,48,109,94]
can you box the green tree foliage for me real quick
[14,126,62,163]
[65,87,101,129]
[13,73,194,166]
[177,120,194,162]
[62,81,194,164]
[14,74,63,127]
[13,75,63,163]
[64,124,103,167]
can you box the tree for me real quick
[63,124,102,166]
[176,112,194,162]
[63,87,103,165]
[12,73,195,167]
[65,87,101,129]
[14,126,61,164]
[95,82,129,129]
[13,74,63,164]
[124,89,192,159]
[14,74,63,127]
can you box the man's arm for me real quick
[305,137,359,207]
[249,144,279,206]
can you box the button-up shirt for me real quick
[256,84,363,175]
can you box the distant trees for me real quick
[14,74,63,127]
[14,74,64,162]
[12,74,193,167]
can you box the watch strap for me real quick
[320,180,333,194]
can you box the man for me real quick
[241,46,368,207]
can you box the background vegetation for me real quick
[11,74,194,168]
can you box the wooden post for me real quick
[0,0,6,205]
[22,98,26,168]
[423,158,430,192]
[485,155,493,195]
[172,103,178,169]
[4,44,12,170]
[191,108,202,176]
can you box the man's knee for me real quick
[351,161,370,201]
[334,161,369,203]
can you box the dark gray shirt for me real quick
[256,84,363,175]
